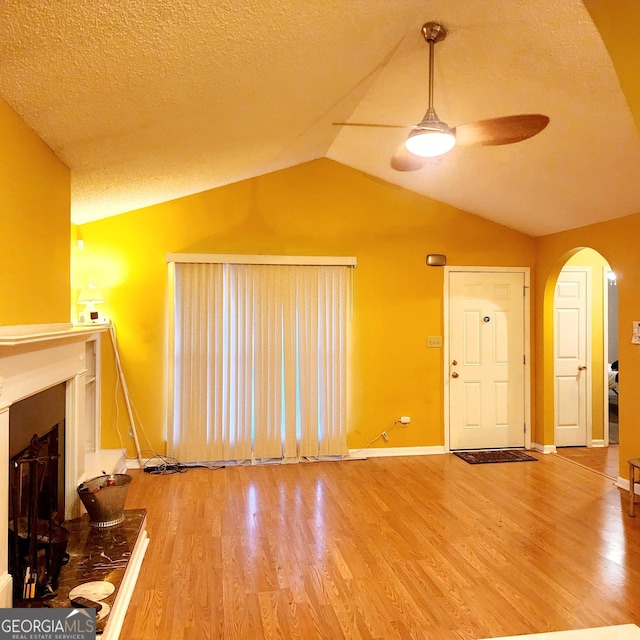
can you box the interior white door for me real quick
[554,268,590,447]
[448,271,526,450]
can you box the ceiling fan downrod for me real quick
[422,22,446,115]
[405,22,456,158]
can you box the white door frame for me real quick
[602,266,614,447]
[553,266,592,447]
[443,266,532,453]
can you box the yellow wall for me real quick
[585,0,640,133]
[535,214,640,476]
[0,98,71,325]
[76,158,535,457]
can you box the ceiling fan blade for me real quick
[390,144,429,171]
[333,122,410,129]
[454,114,550,147]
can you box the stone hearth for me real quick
[48,509,148,637]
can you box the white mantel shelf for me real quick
[0,322,108,346]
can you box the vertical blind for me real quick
[167,258,353,463]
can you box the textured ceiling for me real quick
[1,1,639,235]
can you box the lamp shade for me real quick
[77,286,104,305]
[405,127,456,158]
[405,107,456,158]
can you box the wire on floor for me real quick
[141,452,187,475]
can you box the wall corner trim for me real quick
[532,442,557,454]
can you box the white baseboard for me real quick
[532,442,556,454]
[126,458,149,469]
[127,449,447,467]
[614,476,640,497]
[349,445,446,459]
[533,441,609,453]
[615,475,640,492]
[126,457,158,469]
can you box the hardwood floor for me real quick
[554,446,620,480]
[121,454,640,639]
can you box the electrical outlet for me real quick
[399,416,411,425]
[381,431,389,442]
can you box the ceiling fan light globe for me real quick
[405,129,456,158]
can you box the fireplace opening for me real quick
[8,383,68,604]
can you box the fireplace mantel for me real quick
[0,322,110,607]
[0,322,148,639]
[0,322,106,346]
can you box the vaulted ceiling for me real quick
[1,1,639,236]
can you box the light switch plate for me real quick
[427,336,442,348]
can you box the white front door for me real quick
[554,268,590,447]
[448,270,526,450]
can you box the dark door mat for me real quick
[454,449,537,464]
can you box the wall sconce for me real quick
[77,285,104,323]
[426,254,447,267]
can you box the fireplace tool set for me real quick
[9,433,70,605]
[9,418,132,607]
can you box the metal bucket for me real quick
[77,474,132,528]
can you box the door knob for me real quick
[578,365,587,371]
[451,360,458,366]
[451,372,459,378]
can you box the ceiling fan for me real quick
[335,22,550,172]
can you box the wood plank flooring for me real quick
[554,446,620,480]
[120,453,640,639]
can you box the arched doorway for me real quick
[548,247,618,476]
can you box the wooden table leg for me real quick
[630,462,636,517]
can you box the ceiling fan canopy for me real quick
[334,21,550,170]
